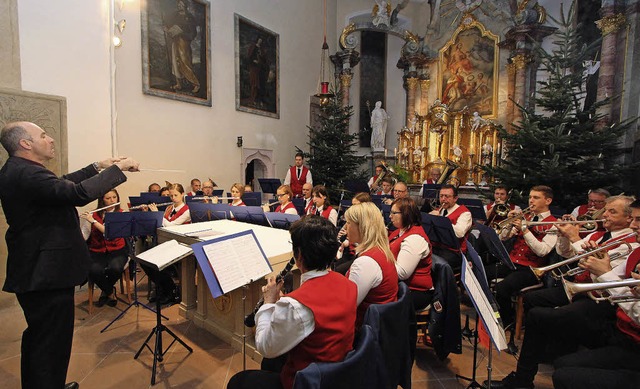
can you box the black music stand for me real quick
[188,202,234,223]
[458,198,487,222]
[134,241,193,385]
[265,212,300,230]
[232,206,270,226]
[291,198,306,216]
[473,222,515,271]
[421,183,441,198]
[343,179,368,194]
[101,211,165,333]
[242,192,262,206]
[258,178,282,195]
[420,213,460,250]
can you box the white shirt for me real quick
[312,205,338,226]
[598,248,640,326]
[441,203,473,239]
[162,203,191,226]
[348,254,383,305]
[284,166,313,186]
[394,231,431,282]
[501,210,557,257]
[254,269,326,358]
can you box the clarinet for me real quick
[244,257,296,328]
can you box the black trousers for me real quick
[552,331,640,389]
[522,285,569,311]
[492,264,539,326]
[432,247,462,273]
[16,287,75,389]
[88,248,128,294]
[514,298,616,383]
[140,262,176,296]
[227,355,286,389]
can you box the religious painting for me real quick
[235,14,280,119]
[438,15,499,117]
[141,0,211,106]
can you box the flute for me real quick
[190,196,239,201]
[82,202,121,214]
[244,257,296,328]
[129,201,173,210]
[262,201,280,208]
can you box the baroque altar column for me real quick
[404,76,419,127]
[419,78,430,115]
[330,49,360,107]
[595,11,626,126]
[510,53,532,126]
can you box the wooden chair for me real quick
[514,283,543,340]
[87,259,132,314]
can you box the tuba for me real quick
[436,159,460,187]
[370,162,388,193]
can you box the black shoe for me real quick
[106,297,118,307]
[148,288,157,303]
[482,372,534,389]
[95,292,108,308]
[64,382,79,389]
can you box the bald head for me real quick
[1,121,55,163]
[302,182,313,199]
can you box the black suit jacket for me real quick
[0,156,127,293]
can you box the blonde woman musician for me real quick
[344,202,398,327]
[81,189,127,307]
[263,184,297,215]
[149,183,191,226]
[213,183,246,206]
[308,185,337,226]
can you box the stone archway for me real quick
[241,148,275,191]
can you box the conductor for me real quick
[0,121,139,389]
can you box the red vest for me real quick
[309,205,333,219]
[509,213,557,267]
[231,201,246,207]
[615,248,640,344]
[87,211,126,253]
[289,166,309,197]
[348,247,398,328]
[573,231,639,283]
[276,202,296,213]
[163,204,190,224]
[576,204,590,216]
[433,205,471,253]
[280,271,357,389]
[304,198,313,214]
[389,225,433,291]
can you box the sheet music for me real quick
[462,258,508,351]
[136,239,193,270]
[201,232,272,294]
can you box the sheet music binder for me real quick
[191,230,273,298]
[258,178,282,194]
[420,213,460,250]
[136,239,193,271]
[103,211,164,239]
[473,222,515,271]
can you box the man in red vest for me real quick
[429,184,472,269]
[227,216,357,389]
[283,152,312,198]
[486,200,640,389]
[570,188,610,219]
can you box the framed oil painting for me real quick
[438,15,499,118]
[235,14,280,119]
[141,0,211,106]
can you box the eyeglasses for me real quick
[439,194,454,198]
[393,189,406,193]
[202,186,214,189]
[588,199,606,204]
[276,193,287,198]
[390,211,402,215]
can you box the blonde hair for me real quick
[344,202,395,263]
[231,183,245,197]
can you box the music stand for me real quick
[343,179,369,194]
[232,206,270,226]
[101,211,165,333]
[420,213,460,251]
[242,192,262,206]
[473,222,515,271]
[458,198,487,222]
[188,202,233,223]
[265,212,300,230]
[258,178,282,195]
[421,183,441,198]
[291,198,306,216]
[134,240,194,385]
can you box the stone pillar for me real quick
[419,78,430,115]
[330,49,360,107]
[595,12,626,126]
[505,62,516,132]
[511,53,532,126]
[0,0,21,89]
[339,73,352,107]
[404,77,419,127]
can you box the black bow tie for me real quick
[170,209,177,217]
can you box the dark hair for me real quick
[391,197,421,228]
[494,184,508,192]
[148,183,161,192]
[0,123,30,155]
[295,152,304,159]
[159,186,170,196]
[96,189,121,217]
[381,177,394,185]
[631,200,640,209]
[289,216,340,271]
[440,184,458,197]
[312,185,331,205]
[531,185,553,199]
[190,178,200,185]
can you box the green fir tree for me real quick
[303,92,366,204]
[485,2,635,210]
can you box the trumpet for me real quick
[129,201,173,210]
[530,231,638,280]
[577,207,606,231]
[562,277,640,304]
[491,207,532,235]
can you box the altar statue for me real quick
[370,101,390,151]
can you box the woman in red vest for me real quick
[82,189,127,307]
[308,185,337,226]
[265,185,297,215]
[344,202,398,327]
[389,197,433,311]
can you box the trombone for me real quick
[522,219,605,234]
[562,277,640,304]
[529,231,638,281]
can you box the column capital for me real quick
[511,54,532,70]
[596,13,626,36]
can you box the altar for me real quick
[156,220,293,360]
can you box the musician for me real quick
[201,179,215,197]
[301,182,313,214]
[334,193,373,275]
[484,185,520,218]
[213,183,246,206]
[383,181,409,205]
[428,184,472,269]
[376,177,394,196]
[186,178,201,196]
[148,182,161,193]
[486,201,640,389]
[570,188,610,219]
[283,152,312,198]
[81,189,127,308]
[389,198,433,311]
[308,185,338,226]
[418,167,442,197]
[491,185,557,329]
[523,195,637,310]
[266,184,298,215]
[0,121,139,389]
[367,163,385,190]
[344,202,398,327]
[227,216,357,389]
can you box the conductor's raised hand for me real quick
[115,157,140,172]
[96,157,121,170]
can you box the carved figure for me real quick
[370,101,390,150]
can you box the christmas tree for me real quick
[303,92,366,205]
[485,2,634,210]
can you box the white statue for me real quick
[471,111,486,132]
[372,1,391,27]
[370,101,390,151]
[481,139,493,166]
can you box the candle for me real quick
[394,147,397,157]
[384,148,388,157]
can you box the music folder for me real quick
[136,239,193,271]
[191,230,273,298]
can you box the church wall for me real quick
[17,0,331,200]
